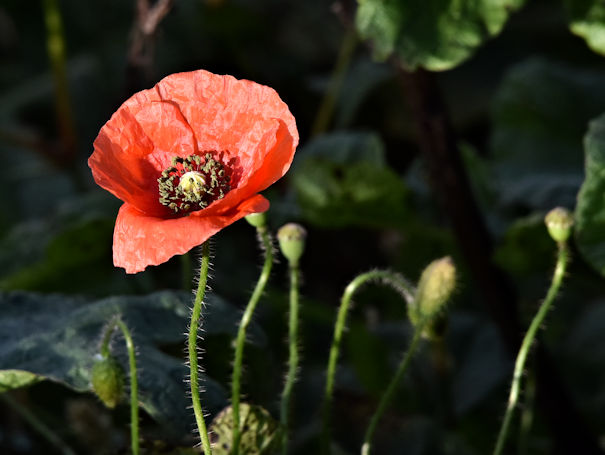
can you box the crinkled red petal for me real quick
[114,194,269,273]
[89,70,298,218]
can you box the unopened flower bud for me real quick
[410,257,456,327]
[277,223,306,266]
[210,403,283,454]
[545,207,574,243]
[245,212,267,229]
[91,355,124,409]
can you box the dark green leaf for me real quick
[575,113,605,275]
[0,290,265,438]
[355,0,526,71]
[490,58,605,211]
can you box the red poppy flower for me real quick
[89,70,298,273]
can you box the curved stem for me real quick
[321,270,415,455]
[280,262,301,455]
[361,321,426,455]
[116,319,140,455]
[492,242,569,455]
[231,227,274,455]
[189,242,213,455]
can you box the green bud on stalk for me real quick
[545,207,574,244]
[245,212,267,229]
[409,257,456,330]
[91,355,125,409]
[210,403,283,454]
[277,223,306,266]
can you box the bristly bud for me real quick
[277,223,306,266]
[409,257,456,330]
[245,212,267,229]
[91,355,125,409]
[545,207,574,243]
[209,403,283,454]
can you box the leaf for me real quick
[0,370,41,393]
[575,113,605,276]
[355,0,526,71]
[292,132,408,228]
[0,290,265,438]
[565,0,605,56]
[490,58,605,211]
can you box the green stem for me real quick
[42,0,77,162]
[361,320,426,455]
[280,262,301,455]
[116,319,140,455]
[99,317,140,455]
[311,27,357,136]
[492,242,569,455]
[321,270,415,455]
[518,369,535,455]
[231,227,274,455]
[189,242,213,455]
[1,393,76,455]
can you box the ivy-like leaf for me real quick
[575,113,605,276]
[565,0,605,56]
[355,0,526,71]
[0,291,265,438]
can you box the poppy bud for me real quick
[209,403,283,454]
[91,355,125,409]
[245,212,267,229]
[277,223,306,266]
[409,257,456,328]
[545,207,574,243]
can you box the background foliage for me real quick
[2,0,605,454]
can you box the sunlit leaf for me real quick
[292,132,408,228]
[565,0,605,56]
[355,0,526,71]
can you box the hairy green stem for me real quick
[189,242,213,455]
[280,262,301,454]
[100,317,140,455]
[231,227,274,455]
[321,270,415,455]
[361,320,426,455]
[116,319,140,455]
[492,242,569,455]
[2,393,76,455]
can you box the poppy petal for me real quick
[113,194,270,273]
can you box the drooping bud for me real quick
[545,207,574,243]
[277,223,306,266]
[409,257,456,329]
[245,212,267,229]
[91,355,125,409]
[209,403,283,454]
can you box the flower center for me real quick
[158,153,231,214]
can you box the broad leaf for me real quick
[575,113,605,276]
[292,132,408,228]
[565,0,605,56]
[355,0,526,71]
[490,58,605,212]
[0,290,265,438]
